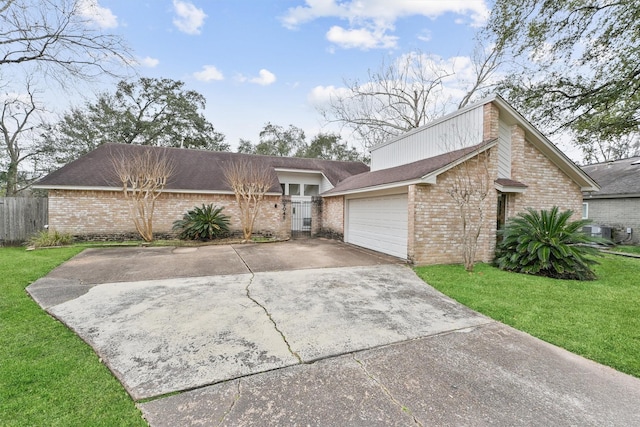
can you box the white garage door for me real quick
[346,193,408,259]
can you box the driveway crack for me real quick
[217,379,241,426]
[353,354,423,427]
[242,270,303,364]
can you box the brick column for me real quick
[483,102,500,141]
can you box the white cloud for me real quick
[193,65,224,81]
[239,69,277,86]
[139,56,159,68]
[326,26,397,50]
[173,0,207,35]
[77,0,118,29]
[281,0,490,50]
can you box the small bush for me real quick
[173,204,230,241]
[29,230,74,248]
[494,207,604,280]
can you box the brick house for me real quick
[581,157,640,244]
[34,94,598,264]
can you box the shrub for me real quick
[172,204,230,241]
[494,207,604,280]
[29,230,74,248]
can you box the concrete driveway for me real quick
[27,239,640,426]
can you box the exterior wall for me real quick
[370,104,484,171]
[320,195,344,239]
[584,198,640,244]
[509,134,583,222]
[47,190,289,239]
[408,130,584,265]
[409,147,499,265]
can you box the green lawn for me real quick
[612,245,640,255]
[0,246,147,427]
[415,254,640,378]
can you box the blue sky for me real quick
[68,0,493,150]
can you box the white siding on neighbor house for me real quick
[370,105,484,171]
[497,118,512,178]
[345,193,408,259]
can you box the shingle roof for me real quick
[324,142,494,195]
[34,143,370,193]
[581,157,640,197]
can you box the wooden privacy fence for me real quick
[0,198,48,245]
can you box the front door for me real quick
[496,193,507,242]
[291,200,312,238]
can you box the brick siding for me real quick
[320,196,344,239]
[47,190,289,239]
[584,198,640,244]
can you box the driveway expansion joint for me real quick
[352,354,424,427]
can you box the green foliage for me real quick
[172,204,230,240]
[29,230,74,248]
[414,256,640,378]
[487,0,640,163]
[43,77,230,168]
[494,207,603,280]
[1,246,145,426]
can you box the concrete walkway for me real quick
[26,239,640,426]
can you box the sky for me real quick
[60,0,498,153]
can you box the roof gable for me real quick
[34,144,369,193]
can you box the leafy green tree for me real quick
[44,77,229,167]
[486,0,640,163]
[254,123,306,156]
[494,207,604,281]
[297,133,365,162]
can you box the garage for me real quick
[345,193,408,259]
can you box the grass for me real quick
[415,254,640,378]
[0,246,147,427]
[612,245,640,255]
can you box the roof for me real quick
[324,141,497,196]
[581,157,640,198]
[34,143,370,194]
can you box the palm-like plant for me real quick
[494,207,605,280]
[172,204,230,241]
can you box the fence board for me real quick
[0,198,48,245]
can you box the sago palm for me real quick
[494,206,604,280]
[173,204,230,241]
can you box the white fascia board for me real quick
[274,168,324,175]
[321,179,428,197]
[494,183,527,193]
[583,193,640,199]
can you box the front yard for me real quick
[415,254,640,378]
[0,246,146,427]
[2,245,639,425]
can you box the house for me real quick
[581,157,640,244]
[34,146,369,240]
[34,94,599,264]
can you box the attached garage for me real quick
[345,193,408,259]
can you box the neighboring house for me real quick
[34,94,599,264]
[581,157,640,244]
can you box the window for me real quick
[289,183,300,196]
[304,184,319,196]
[582,203,588,219]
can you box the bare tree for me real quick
[0,0,133,84]
[112,148,175,242]
[0,79,48,196]
[444,131,493,272]
[320,49,502,148]
[223,159,274,240]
